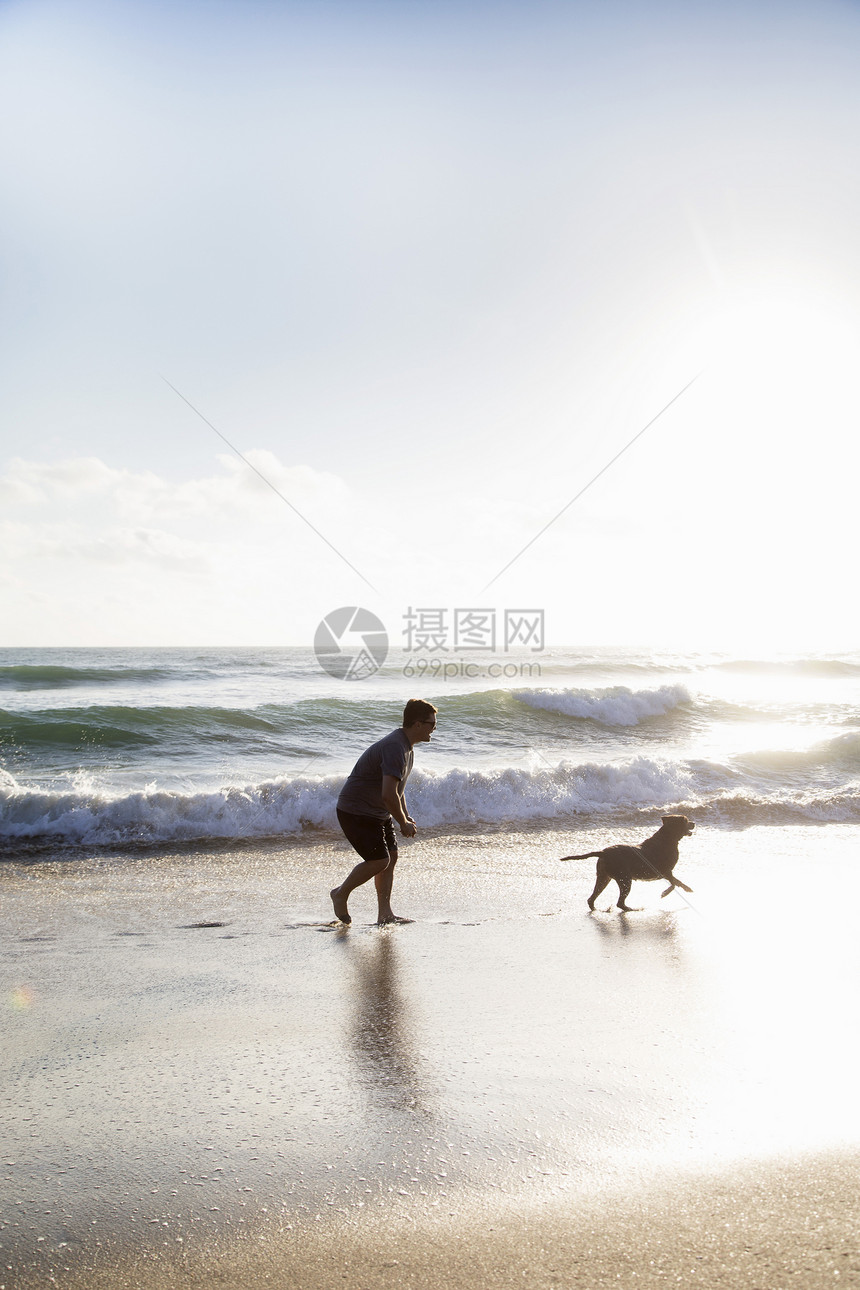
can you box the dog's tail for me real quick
[560,851,603,862]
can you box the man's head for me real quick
[402,698,438,744]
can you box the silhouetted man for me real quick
[330,699,437,925]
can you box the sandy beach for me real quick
[4,823,860,1287]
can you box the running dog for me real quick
[561,815,696,911]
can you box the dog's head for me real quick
[661,814,695,838]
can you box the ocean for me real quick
[6,644,860,1290]
[1,644,859,854]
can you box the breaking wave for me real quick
[3,733,859,853]
[517,684,691,726]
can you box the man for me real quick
[330,699,437,925]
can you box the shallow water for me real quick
[3,822,860,1282]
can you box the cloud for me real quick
[0,456,127,504]
[0,453,370,644]
[0,452,352,523]
[0,516,208,570]
[167,452,351,521]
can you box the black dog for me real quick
[561,815,695,911]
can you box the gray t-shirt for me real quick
[336,728,414,820]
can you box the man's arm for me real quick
[381,775,417,837]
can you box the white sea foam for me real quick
[3,750,859,851]
[0,775,343,848]
[0,759,694,849]
[408,758,694,826]
[517,684,691,726]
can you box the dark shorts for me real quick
[337,809,397,863]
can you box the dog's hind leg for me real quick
[587,861,611,911]
[615,875,634,911]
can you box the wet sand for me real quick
[3,823,860,1286]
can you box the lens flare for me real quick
[9,986,34,1011]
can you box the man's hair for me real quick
[402,699,437,727]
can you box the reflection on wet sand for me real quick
[587,908,686,951]
[339,931,435,1119]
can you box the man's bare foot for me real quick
[330,887,351,924]
[376,913,413,925]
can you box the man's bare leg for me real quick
[375,851,410,924]
[330,857,387,924]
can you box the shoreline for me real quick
[0,807,853,867]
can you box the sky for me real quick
[2,0,859,652]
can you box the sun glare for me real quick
[625,282,860,654]
[705,289,858,417]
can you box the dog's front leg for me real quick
[660,883,675,898]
